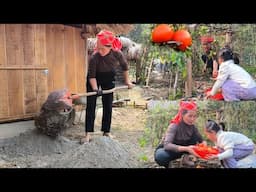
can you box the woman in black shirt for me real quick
[81,30,133,143]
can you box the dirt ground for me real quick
[62,86,157,168]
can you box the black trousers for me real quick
[85,80,114,133]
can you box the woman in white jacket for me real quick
[206,47,256,101]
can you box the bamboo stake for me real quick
[145,57,154,87]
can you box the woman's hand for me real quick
[205,91,212,99]
[187,145,202,158]
[205,154,218,160]
[180,145,200,157]
[202,65,207,73]
[212,70,218,78]
[127,82,134,89]
[201,141,207,146]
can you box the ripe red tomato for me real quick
[193,144,219,159]
[151,24,174,43]
[198,143,206,147]
[172,29,192,51]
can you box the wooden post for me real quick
[145,57,154,87]
[82,24,89,93]
[186,58,192,97]
[225,29,233,47]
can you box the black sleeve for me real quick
[114,51,129,71]
[201,54,207,63]
[163,124,180,152]
[193,127,203,143]
[88,54,97,78]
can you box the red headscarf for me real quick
[170,101,197,124]
[96,30,122,51]
[200,36,214,44]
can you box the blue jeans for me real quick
[154,146,184,168]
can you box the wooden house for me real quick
[0,24,133,122]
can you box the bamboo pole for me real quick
[186,58,192,97]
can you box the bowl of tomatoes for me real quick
[193,143,219,159]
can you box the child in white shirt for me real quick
[203,120,255,168]
[206,47,256,101]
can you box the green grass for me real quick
[138,154,149,162]
[243,65,256,77]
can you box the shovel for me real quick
[73,85,130,105]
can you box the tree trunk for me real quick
[135,58,141,83]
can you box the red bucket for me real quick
[204,88,224,100]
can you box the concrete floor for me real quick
[0,120,35,139]
[0,110,85,140]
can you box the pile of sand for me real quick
[0,129,139,168]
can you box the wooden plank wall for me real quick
[6,24,24,118]
[0,25,8,118]
[35,24,48,112]
[23,24,37,114]
[75,28,86,93]
[0,24,86,122]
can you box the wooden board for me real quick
[0,25,8,118]
[23,70,36,114]
[6,24,24,117]
[35,69,48,112]
[74,29,86,93]
[53,24,65,90]
[22,25,37,114]
[35,24,47,67]
[0,70,9,118]
[46,24,55,92]
[64,26,76,92]
[6,24,24,66]
[0,24,6,66]
[7,70,24,116]
[35,24,47,112]
[23,24,35,66]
